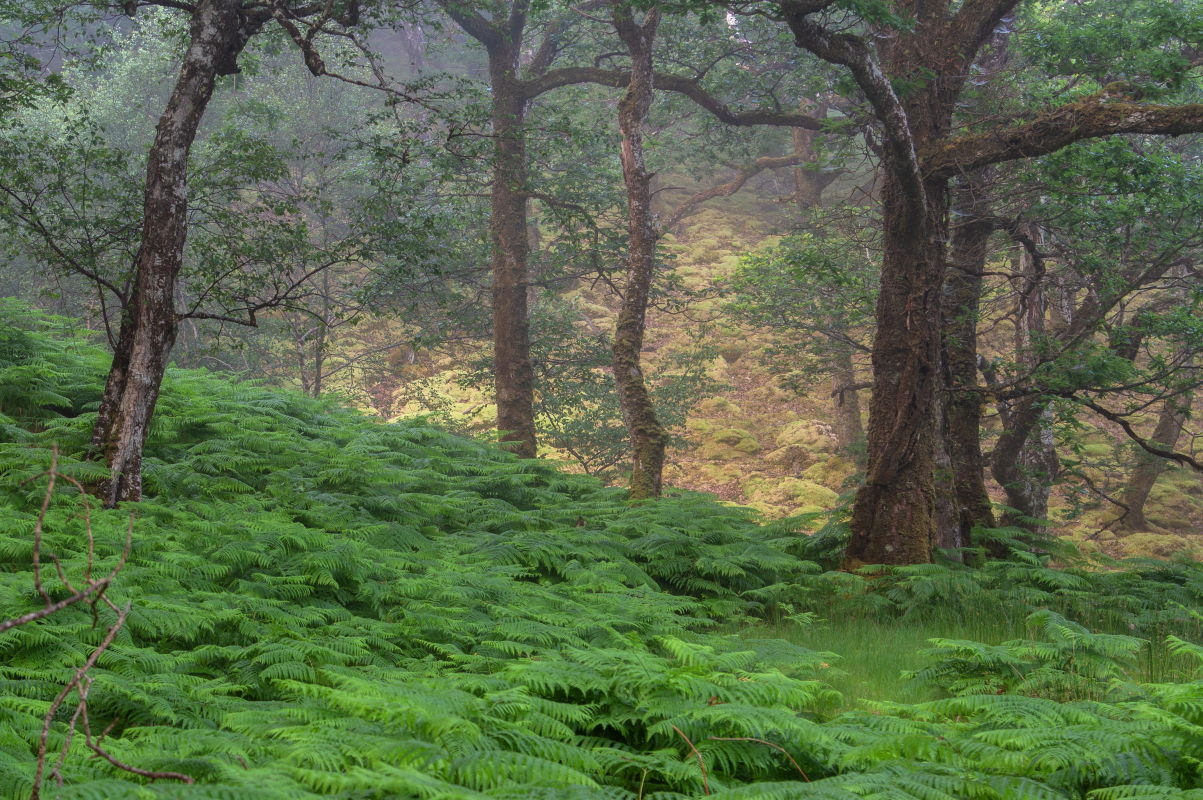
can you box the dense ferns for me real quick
[3,303,1203,799]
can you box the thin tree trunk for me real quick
[487,40,537,458]
[611,8,664,499]
[790,101,837,212]
[829,344,864,455]
[941,176,997,548]
[992,231,1059,530]
[1124,376,1192,530]
[93,0,246,507]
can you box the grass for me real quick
[752,618,1023,707]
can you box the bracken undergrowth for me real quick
[3,301,1203,800]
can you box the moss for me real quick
[696,397,742,417]
[1118,532,1196,559]
[1081,442,1112,458]
[802,456,857,490]
[746,477,839,513]
[765,445,816,473]
[775,420,838,453]
[697,464,746,484]
[700,427,761,460]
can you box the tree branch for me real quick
[924,96,1203,177]
[780,10,926,209]
[1076,396,1203,472]
[522,66,824,129]
[665,153,811,230]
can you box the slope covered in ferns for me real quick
[3,303,1203,800]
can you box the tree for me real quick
[769,0,1203,566]
[611,5,666,498]
[4,1,368,507]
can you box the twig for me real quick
[9,450,183,798]
[708,736,811,781]
[79,677,193,784]
[669,724,710,795]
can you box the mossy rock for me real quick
[1081,442,1112,458]
[696,397,742,417]
[802,456,857,490]
[686,418,716,436]
[746,477,838,512]
[1146,508,1196,531]
[1161,469,1203,497]
[1118,531,1196,559]
[774,420,838,453]
[747,501,791,519]
[697,463,746,485]
[700,426,761,460]
[765,445,816,474]
[718,343,746,365]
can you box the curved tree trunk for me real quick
[93,0,246,507]
[611,8,665,499]
[1123,383,1192,530]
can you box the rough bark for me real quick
[486,41,538,458]
[843,169,950,566]
[438,2,538,457]
[940,176,997,547]
[94,0,246,507]
[611,9,665,499]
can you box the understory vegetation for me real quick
[5,310,1203,799]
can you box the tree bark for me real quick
[791,101,838,212]
[991,231,1060,530]
[93,0,246,507]
[439,2,539,458]
[611,8,665,499]
[830,344,865,455]
[844,169,950,566]
[940,176,997,547]
[486,40,538,458]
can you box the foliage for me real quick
[4,308,1203,799]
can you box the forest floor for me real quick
[5,310,1203,799]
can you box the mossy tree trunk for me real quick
[486,35,538,458]
[93,0,248,507]
[941,174,998,548]
[612,7,665,499]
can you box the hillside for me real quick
[5,306,1203,799]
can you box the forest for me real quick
[4,0,1203,797]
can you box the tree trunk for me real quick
[1123,383,1192,530]
[93,0,246,507]
[940,176,997,548]
[791,101,837,212]
[487,41,537,458]
[992,233,1058,531]
[829,344,864,456]
[844,170,950,566]
[611,9,665,500]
